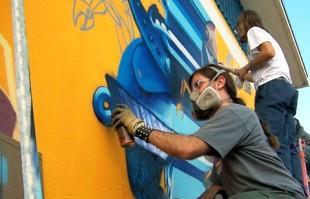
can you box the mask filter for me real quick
[190,86,220,111]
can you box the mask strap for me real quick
[208,66,226,84]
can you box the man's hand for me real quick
[112,105,145,135]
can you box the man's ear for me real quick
[215,76,226,90]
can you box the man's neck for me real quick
[220,98,233,108]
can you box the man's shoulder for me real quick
[222,104,256,121]
[226,103,253,114]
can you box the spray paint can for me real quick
[117,125,135,148]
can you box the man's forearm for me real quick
[148,130,209,159]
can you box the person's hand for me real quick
[112,105,145,135]
[217,63,235,74]
[235,65,250,81]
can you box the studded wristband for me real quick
[135,126,153,143]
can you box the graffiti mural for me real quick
[73,0,136,52]
[89,0,255,198]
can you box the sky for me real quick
[283,0,310,134]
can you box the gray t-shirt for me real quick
[194,104,305,198]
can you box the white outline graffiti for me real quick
[72,0,135,52]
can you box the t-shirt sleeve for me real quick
[193,109,246,158]
[247,27,271,50]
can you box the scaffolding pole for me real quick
[11,0,43,198]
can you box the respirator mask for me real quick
[190,67,225,120]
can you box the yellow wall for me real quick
[0,0,14,93]
[0,0,14,97]
[24,0,165,198]
[24,1,136,198]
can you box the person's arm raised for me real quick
[236,41,275,81]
